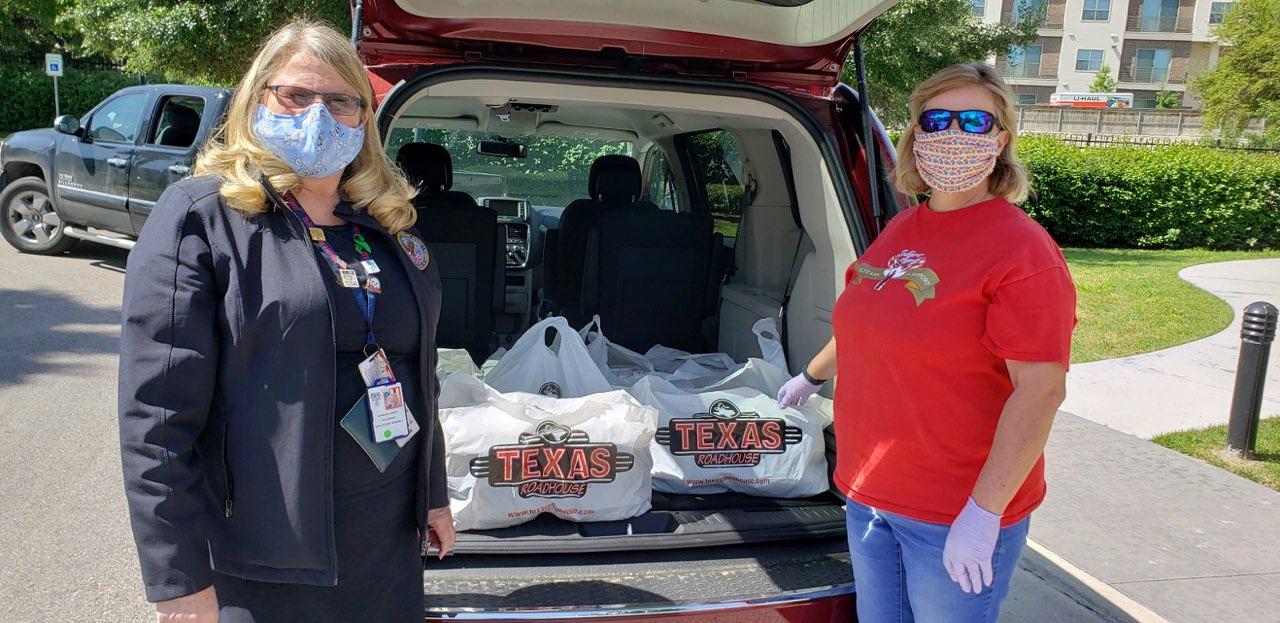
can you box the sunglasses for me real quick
[919,109,999,134]
[265,85,364,117]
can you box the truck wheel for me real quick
[0,176,78,255]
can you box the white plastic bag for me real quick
[579,315,654,387]
[752,317,788,372]
[439,373,657,530]
[484,317,612,398]
[437,348,481,381]
[630,360,832,498]
[643,345,740,389]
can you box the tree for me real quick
[0,0,72,66]
[1088,64,1116,93]
[61,1,351,85]
[1192,0,1280,142]
[1154,89,1180,109]
[847,0,1041,126]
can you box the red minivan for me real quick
[355,1,909,620]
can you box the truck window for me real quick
[88,93,149,144]
[684,129,744,237]
[147,96,206,149]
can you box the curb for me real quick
[1021,539,1170,623]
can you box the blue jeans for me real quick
[845,499,1029,623]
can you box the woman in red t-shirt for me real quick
[777,63,1077,622]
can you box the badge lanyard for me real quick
[282,193,381,351]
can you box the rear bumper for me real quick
[425,583,854,621]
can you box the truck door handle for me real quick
[106,156,129,169]
[168,164,191,176]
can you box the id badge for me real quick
[368,382,410,442]
[396,405,420,448]
[358,349,396,387]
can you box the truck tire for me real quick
[0,176,78,255]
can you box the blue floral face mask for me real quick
[253,103,365,179]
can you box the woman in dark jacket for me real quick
[118,20,454,622]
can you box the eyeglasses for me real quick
[265,85,364,117]
[919,109,999,134]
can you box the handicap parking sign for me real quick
[45,53,63,77]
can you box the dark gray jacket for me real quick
[118,175,446,603]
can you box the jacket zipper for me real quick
[277,198,342,586]
[223,417,236,518]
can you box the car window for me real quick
[88,93,149,144]
[386,128,634,208]
[643,148,680,211]
[685,129,743,237]
[146,95,206,148]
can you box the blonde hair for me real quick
[194,19,417,233]
[893,63,1030,204]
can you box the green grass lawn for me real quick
[1064,248,1280,363]
[713,217,739,238]
[1153,418,1280,491]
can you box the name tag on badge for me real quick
[339,268,360,288]
[361,259,380,275]
[368,382,410,443]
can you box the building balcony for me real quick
[1118,64,1187,84]
[1126,14,1190,33]
[999,61,1057,80]
[1002,10,1064,29]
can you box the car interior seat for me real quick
[155,104,200,148]
[396,142,503,362]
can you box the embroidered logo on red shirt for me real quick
[852,249,940,306]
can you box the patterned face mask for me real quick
[253,103,365,179]
[911,128,1002,194]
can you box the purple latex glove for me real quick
[942,497,1002,594]
[777,374,823,408]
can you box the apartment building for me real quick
[977,0,1233,108]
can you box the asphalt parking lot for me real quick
[0,240,1109,622]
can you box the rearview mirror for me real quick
[53,115,81,136]
[477,140,526,159]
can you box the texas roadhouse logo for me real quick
[469,421,635,498]
[655,399,803,468]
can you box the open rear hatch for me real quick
[357,0,901,88]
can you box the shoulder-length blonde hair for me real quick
[892,63,1030,204]
[194,19,417,233]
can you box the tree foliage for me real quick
[1155,89,1180,109]
[1088,64,1116,93]
[0,0,70,66]
[1192,0,1280,143]
[847,0,1041,126]
[61,0,351,85]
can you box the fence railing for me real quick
[1126,14,1187,32]
[999,61,1054,79]
[1029,132,1280,152]
[1002,10,1064,28]
[1016,106,1208,137]
[1118,63,1187,84]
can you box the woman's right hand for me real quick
[155,586,218,622]
[777,374,823,408]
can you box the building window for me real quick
[971,0,986,15]
[1015,93,1039,106]
[1134,48,1173,83]
[1011,0,1046,23]
[1076,49,1105,71]
[1082,0,1111,21]
[1138,0,1179,31]
[1209,1,1233,23]
[1133,96,1158,108]
[1006,44,1044,78]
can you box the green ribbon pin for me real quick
[353,233,372,255]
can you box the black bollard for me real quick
[1226,301,1278,458]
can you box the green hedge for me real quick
[1018,137,1280,250]
[0,66,142,132]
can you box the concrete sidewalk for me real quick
[1030,412,1280,622]
[1061,258,1280,438]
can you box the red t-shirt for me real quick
[831,197,1076,527]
